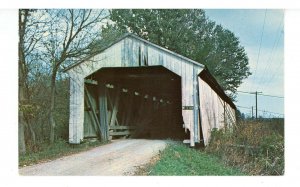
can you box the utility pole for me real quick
[256,91,258,119]
[248,91,262,119]
[237,90,283,119]
[254,91,262,119]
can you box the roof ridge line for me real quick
[63,32,204,72]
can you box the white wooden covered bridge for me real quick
[64,33,236,146]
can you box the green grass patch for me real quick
[147,142,244,176]
[19,139,106,167]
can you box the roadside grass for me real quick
[142,142,244,176]
[206,119,284,175]
[19,139,106,167]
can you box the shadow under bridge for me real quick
[83,66,189,141]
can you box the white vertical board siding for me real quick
[181,62,195,145]
[123,37,202,146]
[123,37,146,67]
[225,103,236,128]
[198,77,236,145]
[199,78,214,145]
[199,78,212,145]
[67,35,205,145]
[68,73,85,143]
[68,41,123,144]
[70,41,123,78]
[134,39,183,76]
[193,67,202,143]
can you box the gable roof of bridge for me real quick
[64,33,204,72]
[64,33,236,110]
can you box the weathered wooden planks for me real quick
[84,85,101,137]
[109,130,134,136]
[109,87,121,127]
[198,77,236,146]
[84,79,98,85]
[109,126,136,130]
[98,82,109,141]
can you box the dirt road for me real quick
[19,139,167,176]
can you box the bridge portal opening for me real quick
[83,66,189,141]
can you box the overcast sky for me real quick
[205,9,284,118]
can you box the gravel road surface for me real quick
[19,139,167,176]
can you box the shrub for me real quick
[206,119,284,175]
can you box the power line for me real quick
[236,105,284,116]
[237,90,256,94]
[257,18,283,90]
[237,91,261,118]
[251,9,267,92]
[237,90,284,98]
[259,93,284,99]
[257,32,284,89]
[236,105,253,109]
[262,54,284,88]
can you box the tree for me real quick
[97,23,125,46]
[236,109,245,121]
[19,9,29,154]
[19,9,109,147]
[19,9,49,153]
[38,9,108,143]
[108,9,251,99]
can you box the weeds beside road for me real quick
[136,119,284,176]
[206,119,284,175]
[137,142,244,176]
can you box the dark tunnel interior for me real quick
[84,66,189,140]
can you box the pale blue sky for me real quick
[205,9,284,118]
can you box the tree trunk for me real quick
[18,9,28,154]
[18,112,26,154]
[19,106,27,154]
[49,69,57,144]
[27,122,36,146]
[19,49,27,154]
[19,51,27,153]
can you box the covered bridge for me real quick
[64,33,236,146]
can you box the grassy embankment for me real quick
[137,142,244,176]
[137,119,284,176]
[206,119,284,175]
